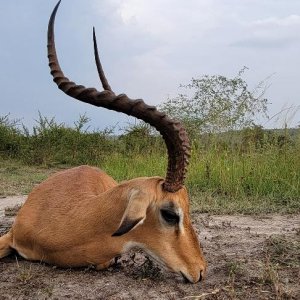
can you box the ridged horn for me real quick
[47,0,190,192]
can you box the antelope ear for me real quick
[112,189,150,237]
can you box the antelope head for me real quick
[0,0,207,284]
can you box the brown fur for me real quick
[0,165,206,283]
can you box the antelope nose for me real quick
[180,270,205,284]
[199,260,207,281]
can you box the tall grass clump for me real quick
[22,113,117,166]
[0,115,24,159]
[187,127,300,212]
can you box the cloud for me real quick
[89,0,227,102]
[232,14,300,49]
[251,15,300,27]
[92,0,223,41]
[231,36,299,49]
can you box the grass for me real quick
[190,191,300,214]
[101,152,166,181]
[0,158,59,196]
[264,235,300,268]
[0,153,300,214]
[188,142,300,198]
[96,142,300,214]
[0,114,299,213]
[260,235,300,299]
[205,235,300,299]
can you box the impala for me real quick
[0,1,206,283]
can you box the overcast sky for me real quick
[1,0,299,132]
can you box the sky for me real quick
[1,0,299,132]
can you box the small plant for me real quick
[4,204,22,217]
[264,235,300,267]
[226,260,244,279]
[16,264,34,284]
[260,255,283,298]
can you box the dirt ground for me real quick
[0,196,299,300]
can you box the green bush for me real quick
[0,115,23,158]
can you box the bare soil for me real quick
[0,196,299,300]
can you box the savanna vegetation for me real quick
[1,68,299,213]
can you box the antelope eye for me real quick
[160,209,179,225]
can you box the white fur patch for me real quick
[178,207,185,233]
[122,241,144,253]
[18,251,29,259]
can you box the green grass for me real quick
[101,152,166,181]
[187,144,300,213]
[0,114,299,213]
[0,158,59,196]
[1,148,299,213]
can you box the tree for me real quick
[160,67,269,135]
